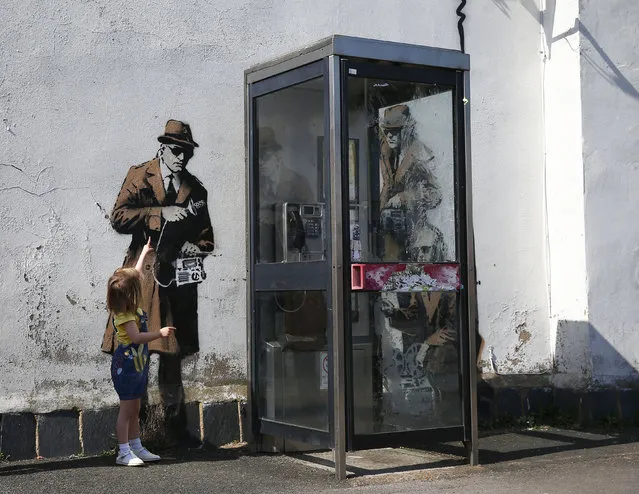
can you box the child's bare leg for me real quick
[115,399,144,466]
[116,399,137,445]
[127,398,160,461]
[128,398,141,441]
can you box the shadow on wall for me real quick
[490,1,639,100]
[475,320,639,427]
[554,320,639,389]
[490,0,557,52]
[490,0,512,18]
[553,20,639,101]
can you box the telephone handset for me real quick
[287,209,306,251]
[275,202,325,262]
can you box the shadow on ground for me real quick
[291,427,639,477]
[0,444,250,477]
[443,427,639,465]
[2,428,638,479]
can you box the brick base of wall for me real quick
[0,400,246,461]
[478,384,639,428]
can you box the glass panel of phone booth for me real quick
[345,78,457,264]
[255,77,326,264]
[256,290,329,431]
[252,73,331,437]
[351,291,461,434]
[346,74,463,435]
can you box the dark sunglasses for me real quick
[167,146,193,158]
[383,128,401,136]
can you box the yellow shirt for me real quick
[113,308,143,345]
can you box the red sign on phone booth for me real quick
[351,263,460,291]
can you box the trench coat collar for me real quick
[145,158,166,204]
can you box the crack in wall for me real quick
[0,162,23,173]
[0,162,54,191]
[0,186,92,197]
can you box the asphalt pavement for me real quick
[1,428,638,493]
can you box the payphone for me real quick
[275,202,326,262]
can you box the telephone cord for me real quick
[274,291,307,313]
[151,219,176,288]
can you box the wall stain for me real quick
[66,292,87,311]
[181,353,245,388]
[94,201,109,220]
[48,343,74,363]
[26,284,48,347]
[513,321,532,354]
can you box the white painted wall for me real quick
[543,0,590,388]
[466,0,550,375]
[580,0,639,386]
[0,0,595,413]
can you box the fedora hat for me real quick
[258,127,282,153]
[379,104,410,129]
[158,119,199,148]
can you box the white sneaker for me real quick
[131,447,161,462]
[116,451,145,467]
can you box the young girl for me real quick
[106,238,175,466]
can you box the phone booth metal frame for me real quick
[244,35,477,479]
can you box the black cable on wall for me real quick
[456,0,467,53]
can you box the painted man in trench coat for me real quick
[378,103,445,262]
[102,119,214,442]
[377,104,459,424]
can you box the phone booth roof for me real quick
[245,35,470,85]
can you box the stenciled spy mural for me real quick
[101,119,214,443]
[373,97,460,427]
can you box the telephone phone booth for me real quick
[245,35,477,479]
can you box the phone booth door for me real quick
[341,60,475,451]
